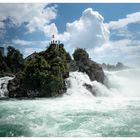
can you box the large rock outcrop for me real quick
[70,48,105,83]
[7,72,28,98]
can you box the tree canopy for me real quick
[6,46,24,73]
[73,48,89,62]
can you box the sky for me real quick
[0,3,140,67]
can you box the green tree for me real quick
[66,52,72,63]
[6,46,24,73]
[73,48,89,62]
[24,55,50,90]
[0,51,9,73]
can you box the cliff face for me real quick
[8,46,105,98]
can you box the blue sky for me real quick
[0,3,140,66]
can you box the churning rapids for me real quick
[0,69,140,137]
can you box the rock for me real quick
[7,72,32,98]
[8,72,42,98]
[68,60,79,71]
[26,90,40,98]
[79,60,104,83]
[72,48,105,83]
[83,83,96,96]
[69,59,105,83]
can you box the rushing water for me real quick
[0,69,140,137]
[0,76,13,98]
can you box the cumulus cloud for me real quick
[0,21,5,37]
[65,8,109,51]
[44,23,58,37]
[0,4,57,34]
[107,12,140,30]
[13,40,50,58]
[91,39,140,66]
[12,39,50,57]
[88,11,140,66]
[44,23,70,43]
[13,39,49,46]
[12,39,33,46]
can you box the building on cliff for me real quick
[0,47,4,56]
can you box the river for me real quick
[0,69,140,137]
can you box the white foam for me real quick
[0,76,14,97]
[65,69,140,98]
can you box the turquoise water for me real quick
[0,98,140,137]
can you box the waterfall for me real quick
[65,71,113,98]
[0,77,14,98]
[65,69,140,98]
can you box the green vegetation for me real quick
[24,55,49,90]
[24,44,69,97]
[72,48,105,83]
[6,46,24,73]
[0,51,9,73]
[4,43,105,98]
[73,48,89,62]
[7,43,69,97]
[0,46,24,74]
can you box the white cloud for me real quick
[13,38,49,44]
[44,23,58,36]
[65,8,109,51]
[91,39,140,66]
[44,23,70,43]
[12,39,33,46]
[0,21,4,29]
[12,39,50,57]
[0,21,5,37]
[93,42,112,54]
[107,12,140,30]
[96,11,140,66]
[0,4,57,34]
